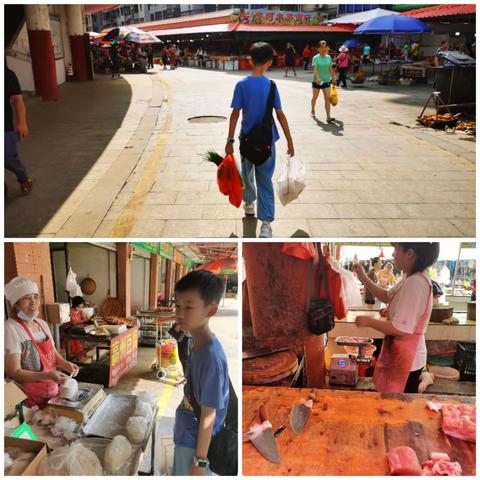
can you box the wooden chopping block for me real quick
[430,306,454,323]
[243,350,298,385]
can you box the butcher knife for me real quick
[290,390,316,435]
[250,405,281,464]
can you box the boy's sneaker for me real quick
[259,221,272,238]
[244,202,255,216]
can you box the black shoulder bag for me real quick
[188,367,238,476]
[239,80,276,166]
[307,243,335,335]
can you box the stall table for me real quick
[243,386,475,476]
[63,326,138,387]
[332,310,475,342]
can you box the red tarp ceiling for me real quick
[404,4,476,19]
[84,4,119,15]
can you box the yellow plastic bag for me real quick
[330,85,339,106]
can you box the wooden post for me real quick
[117,243,131,316]
[165,259,173,301]
[149,253,159,309]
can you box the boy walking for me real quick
[172,271,231,476]
[226,42,294,238]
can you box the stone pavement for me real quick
[5,66,475,238]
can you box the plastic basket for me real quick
[453,342,476,381]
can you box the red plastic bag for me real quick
[217,154,243,208]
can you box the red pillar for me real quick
[243,243,326,387]
[67,5,89,81]
[25,5,58,101]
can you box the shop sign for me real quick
[159,242,174,260]
[231,9,325,26]
[174,250,184,265]
[133,242,158,254]
[109,326,138,387]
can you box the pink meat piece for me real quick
[387,446,422,476]
[426,401,476,443]
[441,404,476,443]
[421,453,462,476]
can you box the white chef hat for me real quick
[4,276,39,305]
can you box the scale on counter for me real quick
[46,382,106,423]
[330,337,374,386]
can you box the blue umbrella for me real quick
[343,39,360,49]
[354,15,431,66]
[353,15,431,34]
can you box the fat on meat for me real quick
[421,452,462,476]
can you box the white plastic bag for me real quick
[276,156,306,206]
[65,267,80,297]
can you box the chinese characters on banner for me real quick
[109,326,139,387]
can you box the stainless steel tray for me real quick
[82,393,137,439]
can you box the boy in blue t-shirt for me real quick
[172,270,230,476]
[226,42,294,238]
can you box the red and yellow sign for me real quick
[109,326,138,387]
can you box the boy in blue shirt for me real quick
[226,42,294,238]
[172,270,230,476]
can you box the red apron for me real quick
[373,273,432,393]
[15,317,59,407]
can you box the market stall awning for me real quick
[235,23,356,33]
[84,4,119,15]
[324,8,399,25]
[404,4,476,19]
[149,23,237,37]
[198,257,238,275]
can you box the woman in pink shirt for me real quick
[353,243,439,394]
[336,45,351,88]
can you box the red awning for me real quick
[84,4,119,15]
[404,4,476,19]
[235,23,356,33]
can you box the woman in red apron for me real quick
[353,243,439,393]
[4,277,79,407]
[61,296,92,361]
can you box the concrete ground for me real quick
[105,297,239,475]
[5,66,475,237]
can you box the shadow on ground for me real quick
[5,76,132,236]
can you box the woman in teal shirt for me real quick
[311,40,336,122]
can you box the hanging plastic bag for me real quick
[275,156,306,206]
[65,267,79,297]
[217,154,243,208]
[330,85,339,106]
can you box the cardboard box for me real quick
[46,303,70,325]
[4,381,27,420]
[4,436,48,475]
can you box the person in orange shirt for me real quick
[377,262,396,288]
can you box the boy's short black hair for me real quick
[175,270,224,305]
[250,42,274,66]
[394,242,440,274]
[371,257,380,267]
[71,296,85,308]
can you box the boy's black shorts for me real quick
[312,81,331,90]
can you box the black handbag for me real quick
[307,243,335,335]
[239,80,276,166]
[187,366,238,476]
